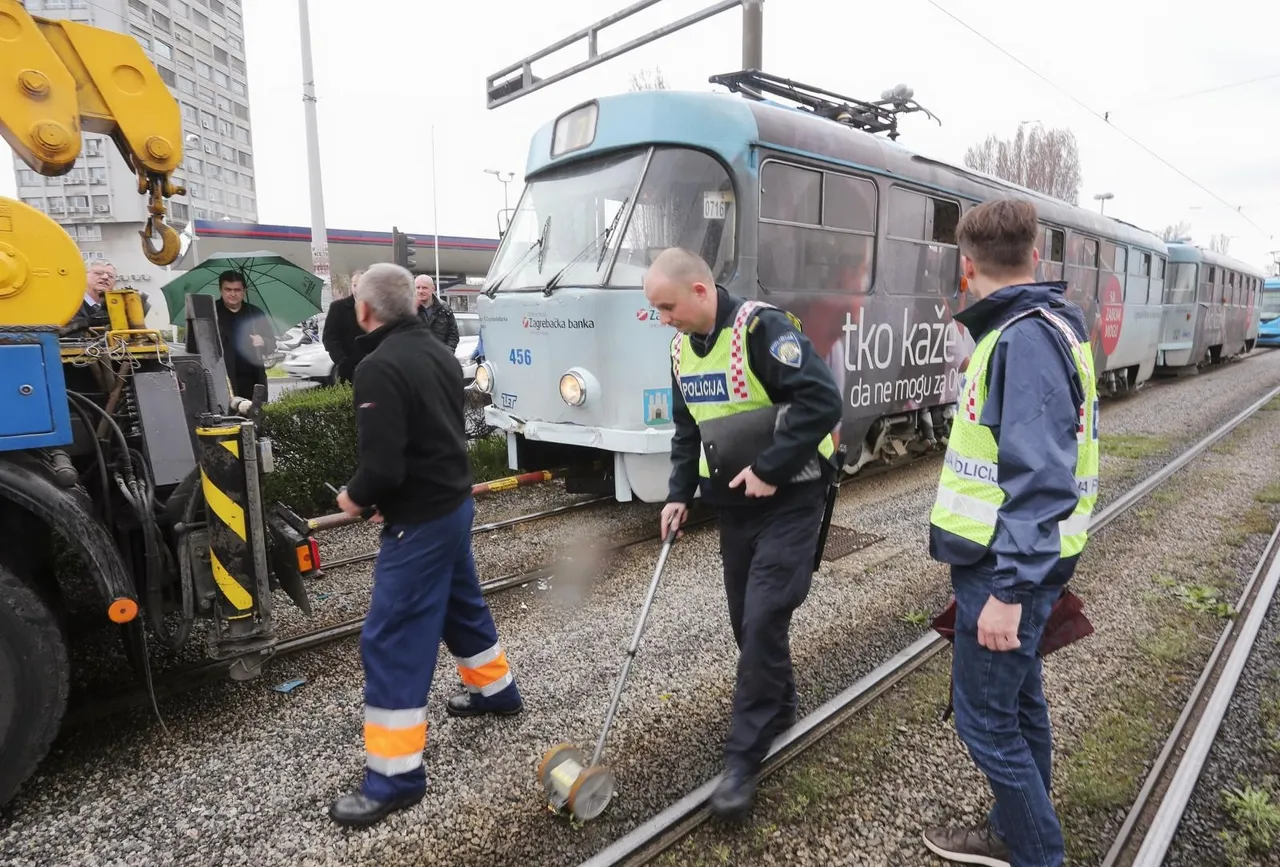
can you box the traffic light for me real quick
[391,226,416,270]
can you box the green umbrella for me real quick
[161,251,324,335]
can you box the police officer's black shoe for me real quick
[709,765,758,820]
[328,790,424,827]
[446,690,523,718]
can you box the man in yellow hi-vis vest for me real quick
[922,200,1098,867]
[644,248,844,820]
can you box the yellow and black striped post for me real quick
[196,416,275,656]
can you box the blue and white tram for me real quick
[1156,244,1265,371]
[473,73,1169,503]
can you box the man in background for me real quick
[213,269,275,401]
[415,274,460,350]
[66,259,151,331]
[323,268,365,384]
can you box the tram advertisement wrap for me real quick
[784,295,975,416]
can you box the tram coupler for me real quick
[194,414,278,666]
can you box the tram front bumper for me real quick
[483,405,675,454]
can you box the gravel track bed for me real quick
[5,352,1279,867]
[654,365,1280,865]
[1163,504,1280,865]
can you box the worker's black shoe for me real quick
[328,790,423,828]
[446,690,523,718]
[709,764,758,820]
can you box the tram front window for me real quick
[484,147,736,292]
[1262,289,1280,321]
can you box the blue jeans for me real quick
[950,565,1064,867]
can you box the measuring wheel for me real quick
[567,765,616,821]
[539,744,587,810]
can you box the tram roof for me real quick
[1167,242,1265,276]
[526,87,1166,250]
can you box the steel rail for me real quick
[1105,516,1280,866]
[577,382,1280,867]
[318,494,615,572]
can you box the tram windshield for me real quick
[485,147,736,292]
[1262,285,1280,321]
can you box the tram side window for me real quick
[1038,226,1065,282]
[1167,262,1196,305]
[1100,241,1128,303]
[881,187,960,296]
[1199,266,1216,304]
[1127,249,1151,305]
[1065,234,1099,301]
[1150,255,1166,307]
[757,161,876,295]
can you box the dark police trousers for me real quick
[360,495,520,801]
[716,479,826,771]
[950,562,1067,867]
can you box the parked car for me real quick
[455,312,481,382]
[280,311,482,385]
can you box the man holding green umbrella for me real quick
[161,252,324,398]
[215,270,277,400]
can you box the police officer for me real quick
[645,247,843,819]
[330,263,523,828]
[922,199,1098,867]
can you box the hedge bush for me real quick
[259,384,508,518]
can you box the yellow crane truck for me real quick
[0,1,319,807]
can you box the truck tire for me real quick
[0,562,69,808]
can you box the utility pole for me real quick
[431,125,440,291]
[1094,191,1114,216]
[298,0,331,308]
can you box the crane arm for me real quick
[0,0,187,265]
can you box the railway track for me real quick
[59,359,1278,738]
[61,502,715,728]
[1101,488,1280,865]
[63,448,937,729]
[574,382,1280,867]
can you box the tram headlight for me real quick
[559,371,586,406]
[475,362,495,394]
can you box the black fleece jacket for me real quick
[344,317,472,524]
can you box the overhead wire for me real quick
[923,0,1272,240]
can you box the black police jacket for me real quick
[667,286,843,505]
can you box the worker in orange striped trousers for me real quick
[328,263,523,828]
[333,496,524,828]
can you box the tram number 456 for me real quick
[509,348,532,365]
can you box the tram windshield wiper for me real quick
[484,215,551,297]
[543,196,629,297]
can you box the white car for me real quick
[455,312,481,382]
[280,311,481,384]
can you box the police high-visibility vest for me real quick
[929,306,1099,558]
[671,300,835,478]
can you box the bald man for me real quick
[645,247,843,819]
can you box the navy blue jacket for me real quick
[929,281,1088,602]
[668,287,844,505]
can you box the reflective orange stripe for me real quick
[364,721,427,759]
[458,651,510,689]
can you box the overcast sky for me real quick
[4,0,1276,269]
